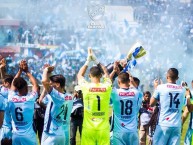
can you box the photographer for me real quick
[70,86,83,145]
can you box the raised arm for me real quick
[10,60,23,91]
[42,65,54,93]
[109,61,120,82]
[182,106,189,125]
[39,88,47,102]
[26,72,38,93]
[185,90,193,112]
[22,60,38,92]
[150,79,159,107]
[38,88,47,109]
[77,48,92,82]
[0,58,6,80]
[97,63,110,79]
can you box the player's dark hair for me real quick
[4,75,14,85]
[89,66,102,78]
[192,80,193,83]
[167,68,178,80]
[13,77,27,91]
[118,72,130,84]
[50,74,65,88]
[133,77,140,86]
[144,91,151,97]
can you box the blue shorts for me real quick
[12,133,38,145]
[153,125,181,145]
[113,131,139,145]
[41,132,65,145]
[184,128,193,145]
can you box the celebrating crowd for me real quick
[0,47,193,145]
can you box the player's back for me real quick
[155,83,185,127]
[111,87,142,132]
[43,88,73,135]
[81,80,112,130]
[8,91,37,135]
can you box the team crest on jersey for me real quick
[65,96,72,100]
[119,92,135,96]
[89,88,106,92]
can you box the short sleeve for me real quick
[137,91,143,108]
[78,78,88,86]
[49,88,65,104]
[27,91,38,101]
[110,88,117,101]
[103,77,112,86]
[8,90,17,101]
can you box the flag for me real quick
[127,42,146,60]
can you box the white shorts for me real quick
[153,125,181,145]
[12,133,38,145]
[41,132,65,145]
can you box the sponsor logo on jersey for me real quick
[15,121,28,126]
[65,96,72,100]
[92,112,105,116]
[167,85,182,89]
[12,97,27,102]
[89,88,106,92]
[119,92,135,96]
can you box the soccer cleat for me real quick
[126,41,146,60]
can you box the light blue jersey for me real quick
[111,87,142,132]
[42,88,73,145]
[0,86,12,139]
[8,90,38,135]
[0,94,5,111]
[153,83,186,127]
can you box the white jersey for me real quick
[153,83,186,127]
[8,90,38,135]
[111,87,142,132]
[43,88,73,136]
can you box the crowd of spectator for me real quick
[0,0,193,91]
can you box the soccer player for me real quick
[8,60,39,145]
[77,48,112,145]
[110,64,142,145]
[0,87,5,134]
[41,64,73,145]
[0,56,6,81]
[150,68,192,145]
[0,75,14,145]
[182,80,193,145]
